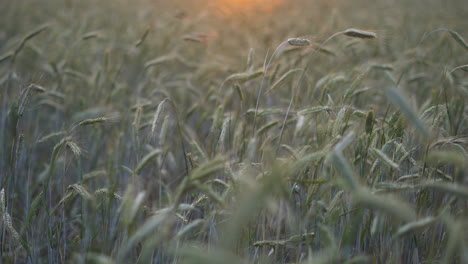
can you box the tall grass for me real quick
[0,0,467,263]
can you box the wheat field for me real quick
[0,0,467,263]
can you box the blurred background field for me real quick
[0,0,467,263]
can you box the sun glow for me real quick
[214,0,284,16]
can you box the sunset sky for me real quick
[212,0,284,15]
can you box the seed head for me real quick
[343,29,377,39]
[288,38,311,46]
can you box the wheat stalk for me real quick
[0,189,22,246]
[151,98,168,136]
[66,140,82,157]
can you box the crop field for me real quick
[0,0,467,263]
